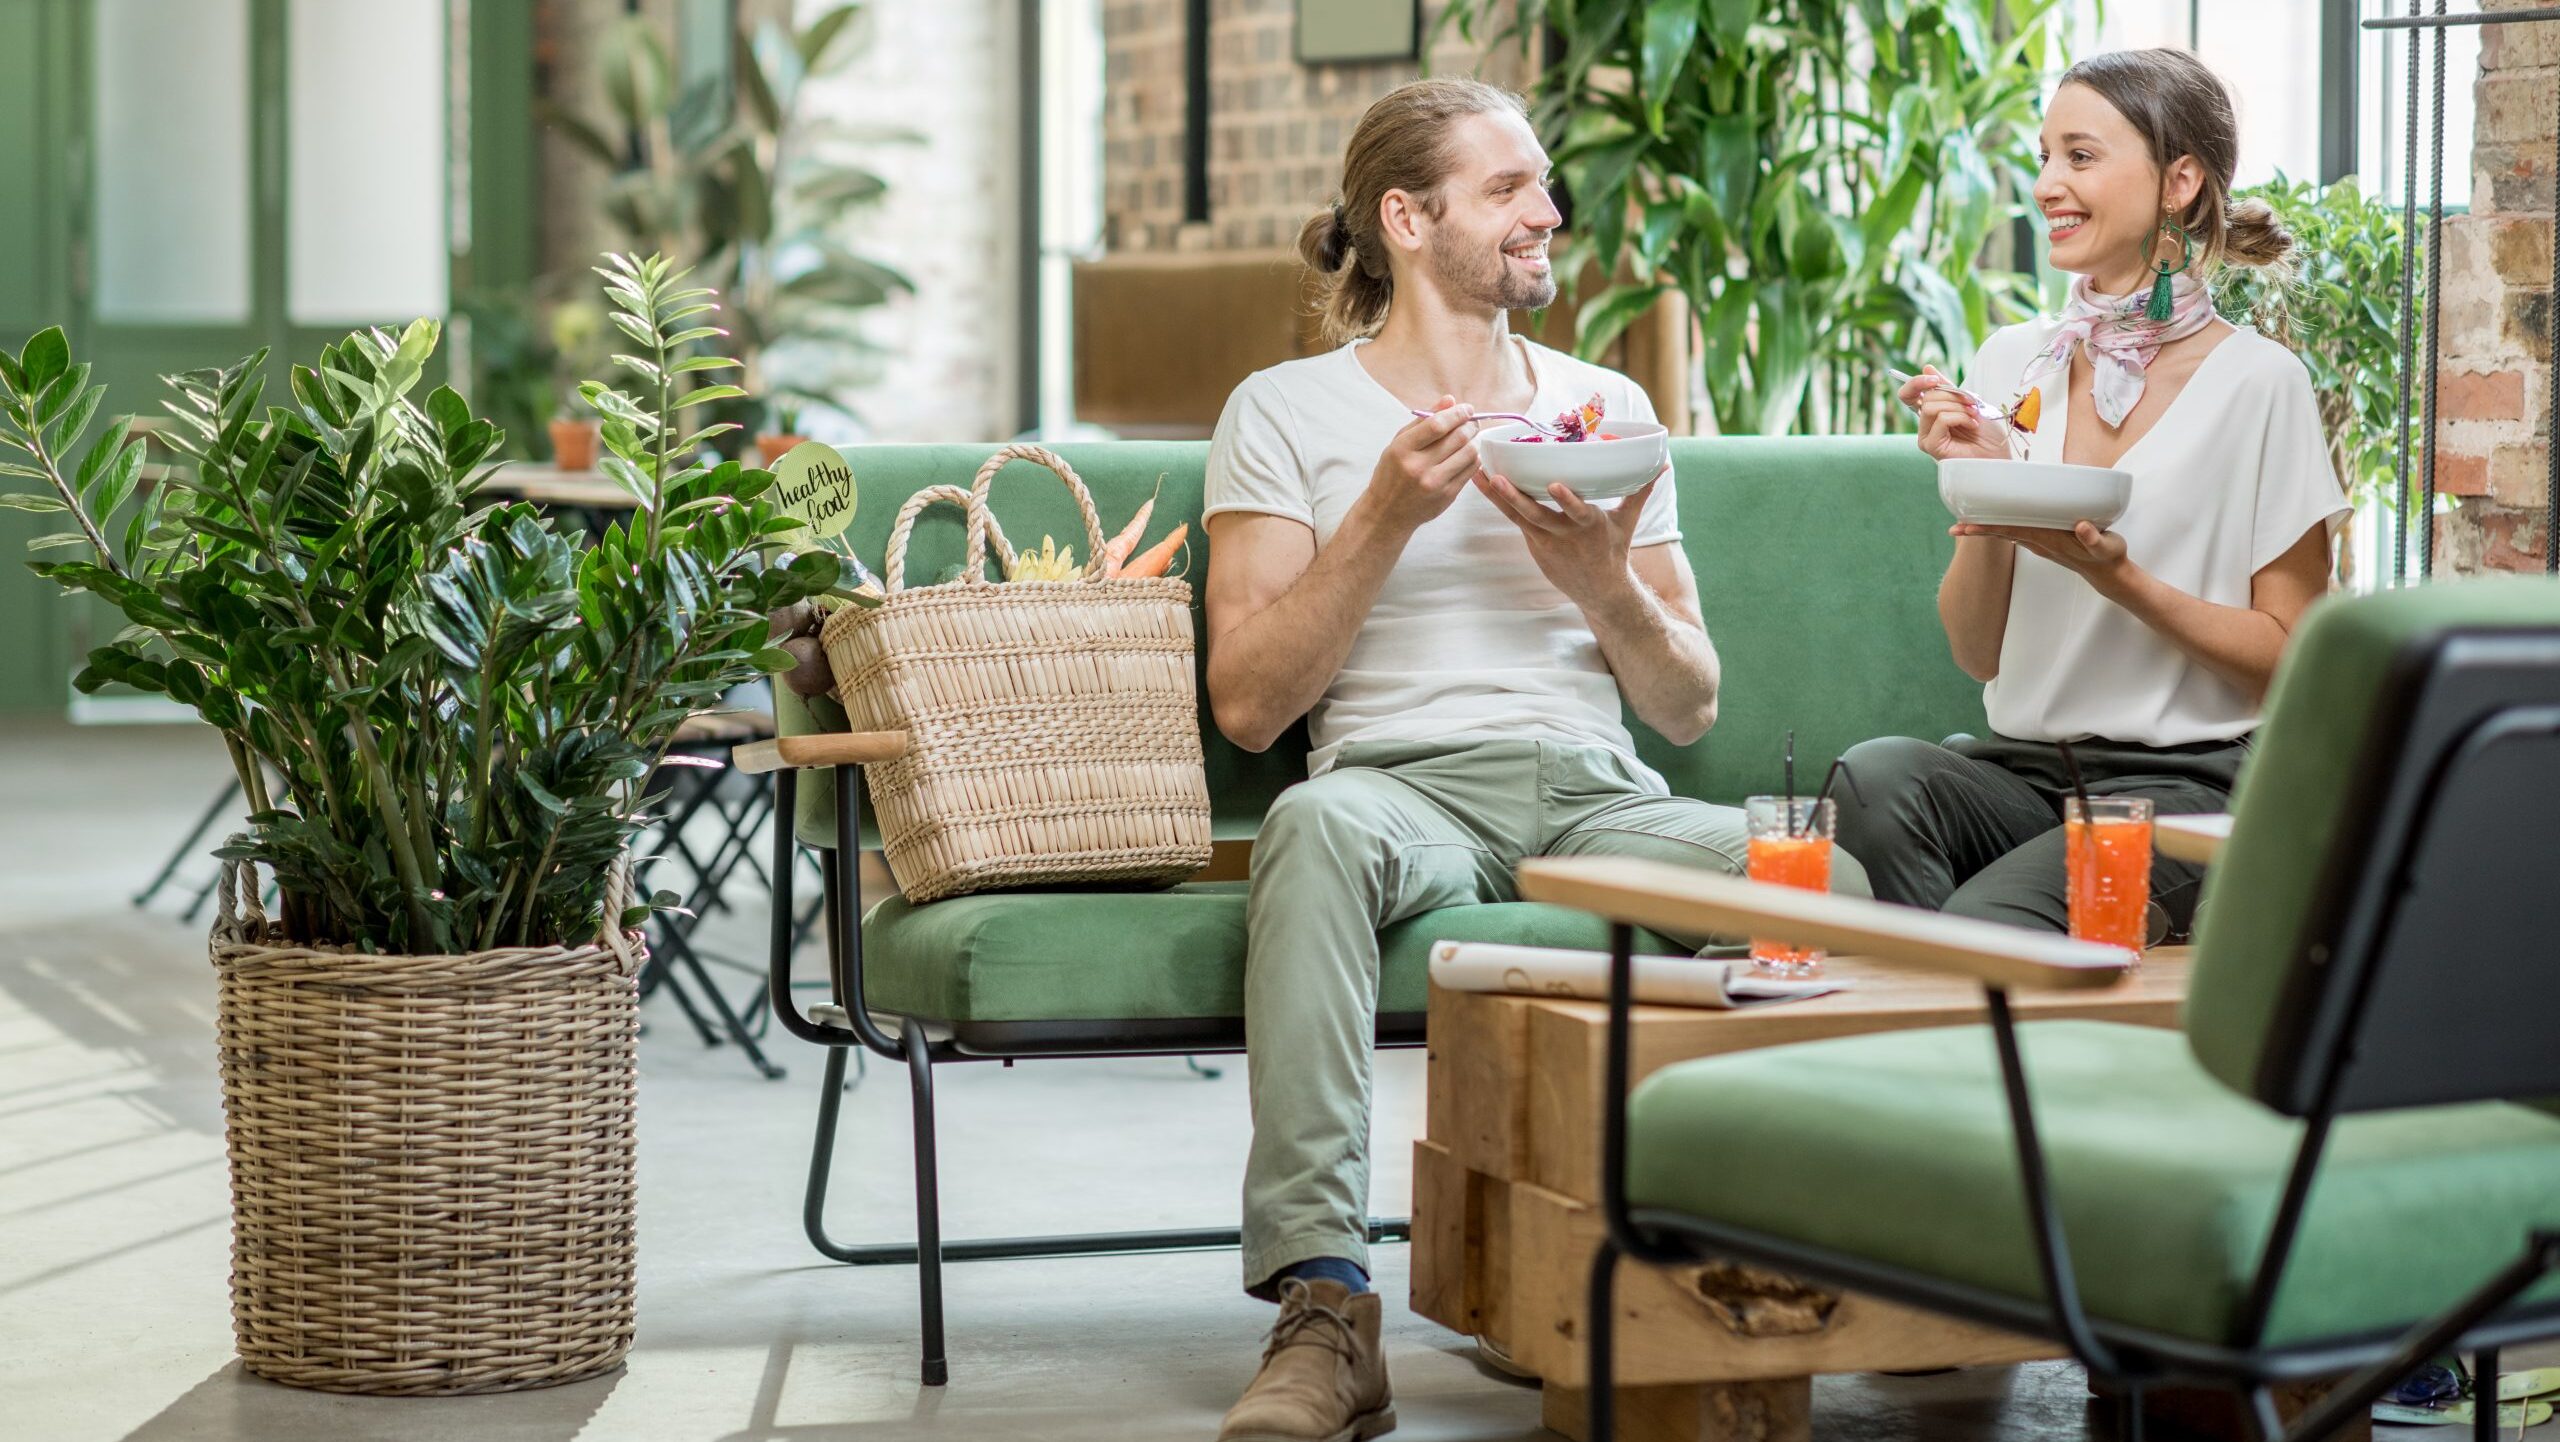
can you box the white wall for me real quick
[794,0,1023,442]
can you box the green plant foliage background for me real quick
[1439,0,2070,436]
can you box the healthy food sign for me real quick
[771,442,856,548]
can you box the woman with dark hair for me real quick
[1836,48,2349,942]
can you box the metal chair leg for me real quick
[906,1025,948,1387]
[2243,1386,2284,1442]
[1587,1236,1620,1442]
[134,777,239,908]
[2475,1347,2500,1442]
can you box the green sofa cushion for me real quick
[2187,577,2560,1103]
[1626,1020,2560,1347]
[784,437,1986,850]
[857,888,1682,1023]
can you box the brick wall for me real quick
[1101,1,1528,254]
[2435,0,2557,575]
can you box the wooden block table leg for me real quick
[1541,1377,1813,1442]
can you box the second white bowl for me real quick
[1938,458,2133,531]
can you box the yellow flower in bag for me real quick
[1005,534,1085,582]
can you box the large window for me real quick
[2356,0,2477,208]
[2067,0,2328,186]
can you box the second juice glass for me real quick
[1744,795,1835,977]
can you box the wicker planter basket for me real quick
[209,860,644,1395]
[818,444,1213,903]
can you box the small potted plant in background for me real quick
[0,253,841,1396]
[757,399,810,467]
[545,294,608,471]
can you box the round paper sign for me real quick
[770,441,857,546]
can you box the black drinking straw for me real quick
[2055,736,2094,820]
[1808,756,1864,819]
[1783,731,1798,834]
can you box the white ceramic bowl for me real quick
[1938,458,2133,531]
[1478,420,1669,507]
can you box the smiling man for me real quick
[1201,78,1869,1442]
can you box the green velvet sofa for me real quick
[756,435,1986,1385]
[776,435,1985,1046]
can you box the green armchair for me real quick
[1521,577,2560,1442]
[750,436,1987,1385]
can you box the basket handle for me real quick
[883,484,1015,592]
[215,846,269,937]
[963,444,1109,587]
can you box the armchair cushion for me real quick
[1625,1020,2560,1347]
[855,889,1683,1023]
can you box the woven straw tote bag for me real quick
[208,857,643,1394]
[817,444,1213,902]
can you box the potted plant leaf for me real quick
[0,253,838,1395]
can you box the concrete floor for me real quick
[0,716,2542,1442]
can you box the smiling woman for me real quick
[1845,47,2351,951]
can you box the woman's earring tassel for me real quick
[2146,219,2192,322]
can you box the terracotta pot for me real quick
[756,432,811,468]
[548,417,600,472]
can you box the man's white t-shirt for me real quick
[1961,318,2351,746]
[1204,336,1680,782]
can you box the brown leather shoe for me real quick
[1217,1278,1396,1442]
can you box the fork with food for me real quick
[1890,366,2040,461]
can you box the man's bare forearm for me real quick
[1207,497,1415,751]
[1577,568,1720,746]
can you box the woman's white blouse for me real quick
[1958,318,2351,747]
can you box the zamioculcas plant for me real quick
[0,252,844,954]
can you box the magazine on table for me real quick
[1428,941,1846,1009]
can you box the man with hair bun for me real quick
[1200,77,1871,1441]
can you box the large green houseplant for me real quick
[1438,0,2068,435]
[0,254,838,1393]
[0,253,833,952]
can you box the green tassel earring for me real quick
[2145,218,2194,322]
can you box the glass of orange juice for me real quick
[1744,796,1835,977]
[2064,796,2154,962]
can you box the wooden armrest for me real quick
[2154,813,2232,865]
[730,731,909,774]
[1515,856,2133,991]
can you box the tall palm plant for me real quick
[550,3,915,428]
[1439,0,2068,435]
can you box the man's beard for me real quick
[1428,228,1557,312]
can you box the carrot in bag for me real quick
[1101,475,1165,576]
[1118,521,1189,579]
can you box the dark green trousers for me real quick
[1833,733,2249,944]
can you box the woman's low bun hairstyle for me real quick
[2060,48,2300,279]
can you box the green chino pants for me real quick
[1238,738,1874,1297]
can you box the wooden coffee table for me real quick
[1412,950,2192,1441]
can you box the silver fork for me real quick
[1885,368,2000,418]
[1408,407,1571,437]
[1887,368,2030,458]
